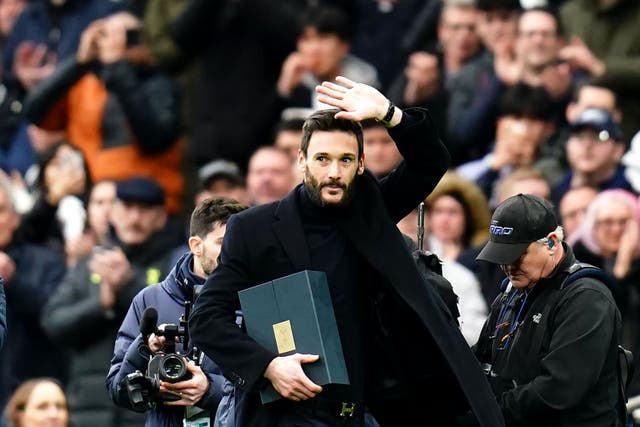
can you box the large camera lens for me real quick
[160,355,187,381]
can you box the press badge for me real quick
[183,406,210,427]
[183,419,209,427]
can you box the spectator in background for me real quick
[17,142,88,253]
[273,109,310,185]
[545,82,623,185]
[387,0,482,143]
[622,131,640,196]
[0,174,68,411]
[245,146,294,206]
[457,83,556,205]
[361,119,402,178]
[41,177,182,427]
[3,378,68,427]
[65,179,116,268]
[443,0,521,164]
[0,0,29,174]
[423,172,491,344]
[495,6,573,130]
[552,108,633,204]
[273,110,308,163]
[0,0,121,177]
[0,0,26,45]
[568,188,640,300]
[351,0,438,90]
[195,160,248,207]
[276,4,379,111]
[494,166,551,203]
[558,185,597,238]
[566,82,621,125]
[24,12,184,214]
[498,7,568,95]
[559,0,640,140]
[166,0,301,169]
[425,171,491,262]
[568,189,640,392]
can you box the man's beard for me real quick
[303,167,356,208]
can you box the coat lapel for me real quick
[272,188,311,271]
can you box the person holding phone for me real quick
[24,12,184,214]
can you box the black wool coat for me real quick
[189,109,504,427]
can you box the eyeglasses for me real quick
[518,29,557,39]
[595,217,630,229]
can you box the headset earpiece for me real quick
[548,240,554,249]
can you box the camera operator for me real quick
[106,197,247,426]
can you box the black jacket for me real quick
[189,108,504,427]
[475,243,621,426]
[41,228,181,427]
[0,240,67,408]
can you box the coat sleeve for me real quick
[23,57,89,128]
[100,61,181,154]
[500,283,618,423]
[195,359,226,412]
[6,247,66,318]
[106,293,148,409]
[379,107,451,223]
[189,214,277,393]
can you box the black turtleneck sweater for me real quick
[296,185,366,402]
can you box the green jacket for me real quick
[560,0,640,140]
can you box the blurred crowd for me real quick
[0,0,639,425]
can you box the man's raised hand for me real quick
[316,76,390,122]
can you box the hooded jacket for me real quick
[107,252,225,427]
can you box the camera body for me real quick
[145,322,193,402]
[123,305,195,411]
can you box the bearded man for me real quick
[189,76,504,427]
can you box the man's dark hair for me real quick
[275,117,306,135]
[360,118,386,131]
[499,83,554,122]
[298,4,353,41]
[189,197,247,238]
[570,80,617,106]
[477,0,521,12]
[519,6,564,38]
[300,109,364,157]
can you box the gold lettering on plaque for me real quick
[272,320,296,354]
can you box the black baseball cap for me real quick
[569,107,623,142]
[116,176,165,206]
[476,194,558,265]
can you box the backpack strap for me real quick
[618,345,634,425]
[560,262,619,291]
[540,262,631,426]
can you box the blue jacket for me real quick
[106,252,225,427]
[2,0,121,87]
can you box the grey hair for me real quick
[535,225,565,245]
